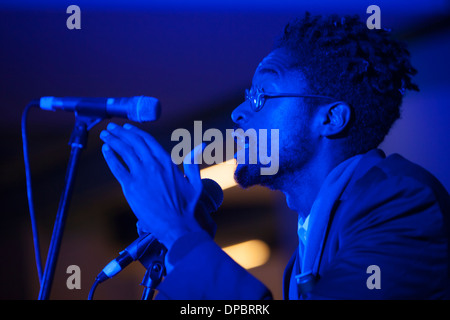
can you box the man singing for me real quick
[99,13,450,299]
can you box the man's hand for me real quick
[100,122,204,250]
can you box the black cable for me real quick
[21,101,43,284]
[88,279,101,300]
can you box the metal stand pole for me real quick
[38,115,101,300]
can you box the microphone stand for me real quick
[138,242,167,300]
[140,261,164,300]
[38,114,102,300]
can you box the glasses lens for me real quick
[245,89,255,111]
[253,91,263,112]
[245,88,265,111]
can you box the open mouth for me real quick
[229,127,279,175]
[231,130,250,162]
[234,142,249,161]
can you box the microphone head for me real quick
[127,96,161,123]
[200,178,224,213]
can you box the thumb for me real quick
[183,142,205,194]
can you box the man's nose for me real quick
[231,101,251,125]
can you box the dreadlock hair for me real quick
[274,12,419,155]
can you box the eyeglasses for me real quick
[245,87,336,112]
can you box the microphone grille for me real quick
[128,96,161,123]
[200,178,224,212]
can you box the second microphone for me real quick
[96,178,224,283]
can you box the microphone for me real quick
[38,96,161,123]
[96,178,223,283]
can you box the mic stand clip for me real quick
[139,243,167,300]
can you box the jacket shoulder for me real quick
[315,153,450,299]
[372,154,450,213]
[381,154,448,194]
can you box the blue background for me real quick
[0,0,449,299]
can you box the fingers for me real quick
[101,144,130,182]
[100,122,167,176]
[103,123,152,162]
[100,131,140,170]
[183,143,205,193]
[122,123,171,163]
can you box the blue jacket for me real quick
[156,149,450,299]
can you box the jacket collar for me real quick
[282,148,386,299]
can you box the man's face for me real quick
[231,48,317,189]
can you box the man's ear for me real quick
[318,102,352,138]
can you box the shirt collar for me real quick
[297,215,310,246]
